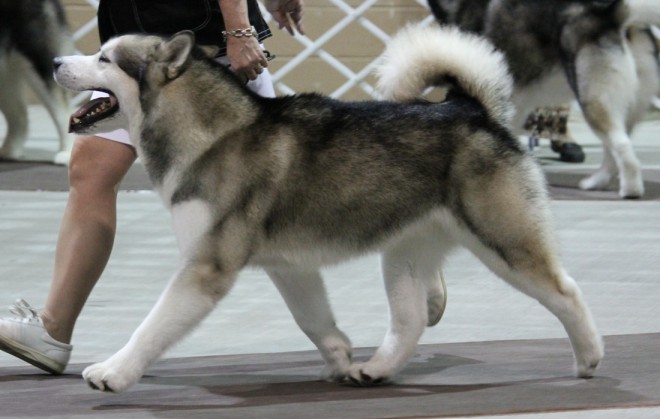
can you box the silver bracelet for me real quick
[222,26,257,40]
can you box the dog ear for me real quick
[158,30,195,79]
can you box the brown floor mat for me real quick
[0,333,658,418]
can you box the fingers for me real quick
[288,4,305,35]
[239,61,266,81]
[275,12,304,36]
[227,37,269,81]
[255,64,265,74]
[247,53,268,80]
[270,0,305,36]
[273,12,292,36]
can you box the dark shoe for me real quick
[557,143,585,163]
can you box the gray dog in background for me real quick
[0,0,74,165]
[428,0,660,198]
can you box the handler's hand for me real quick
[226,36,268,82]
[264,0,305,36]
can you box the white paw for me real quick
[320,350,351,382]
[53,150,71,166]
[347,362,394,386]
[618,177,644,199]
[320,362,350,382]
[575,339,604,379]
[579,171,611,191]
[619,186,643,199]
[82,359,142,393]
[0,146,22,161]
[316,331,353,382]
[576,359,600,378]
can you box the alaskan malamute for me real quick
[53,26,603,393]
[0,0,74,164]
[428,0,660,198]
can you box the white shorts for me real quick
[92,54,276,146]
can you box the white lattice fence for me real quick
[67,0,433,101]
[267,0,433,98]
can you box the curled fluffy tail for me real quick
[376,24,514,127]
[625,0,660,27]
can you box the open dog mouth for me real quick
[68,91,119,133]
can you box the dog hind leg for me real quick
[578,114,643,198]
[267,268,352,381]
[575,42,644,198]
[626,28,660,133]
[348,232,448,385]
[452,175,604,377]
[482,253,604,377]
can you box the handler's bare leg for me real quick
[41,136,136,344]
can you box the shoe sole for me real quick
[0,336,65,375]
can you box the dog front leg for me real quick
[266,267,352,381]
[82,261,237,393]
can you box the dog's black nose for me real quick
[53,57,63,71]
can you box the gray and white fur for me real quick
[0,0,74,165]
[428,0,660,198]
[53,26,603,393]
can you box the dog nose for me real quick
[53,57,63,71]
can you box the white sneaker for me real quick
[0,299,72,374]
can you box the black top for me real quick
[97,0,271,56]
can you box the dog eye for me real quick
[99,55,110,63]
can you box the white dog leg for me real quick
[576,43,644,198]
[347,238,434,385]
[465,235,603,378]
[82,262,237,392]
[83,200,231,392]
[578,146,616,191]
[581,127,643,198]
[503,267,603,377]
[537,272,604,378]
[267,268,352,381]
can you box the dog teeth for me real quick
[71,97,115,127]
[90,102,111,116]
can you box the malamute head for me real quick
[53,31,198,136]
